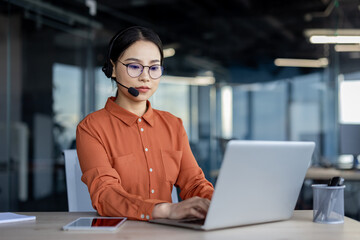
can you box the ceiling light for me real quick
[310,35,360,44]
[274,58,329,68]
[335,44,360,52]
[304,29,360,37]
[163,48,175,58]
[305,29,360,44]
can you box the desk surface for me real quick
[305,167,360,181]
[1,211,359,240]
[211,167,360,181]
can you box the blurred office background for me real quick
[1,0,360,219]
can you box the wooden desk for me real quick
[305,167,360,181]
[211,167,360,181]
[1,211,359,240]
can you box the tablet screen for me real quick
[63,217,127,231]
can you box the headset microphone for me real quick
[113,79,139,97]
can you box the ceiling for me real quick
[3,0,360,79]
[94,0,360,67]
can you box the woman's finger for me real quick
[168,197,210,219]
[188,207,205,219]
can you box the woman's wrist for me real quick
[152,203,171,219]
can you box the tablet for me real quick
[62,217,127,231]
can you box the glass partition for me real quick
[0,1,99,211]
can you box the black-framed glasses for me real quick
[119,61,163,79]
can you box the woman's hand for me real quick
[152,196,210,219]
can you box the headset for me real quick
[102,29,123,78]
[102,28,139,97]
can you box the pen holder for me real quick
[312,184,345,224]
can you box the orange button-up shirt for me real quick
[76,97,214,220]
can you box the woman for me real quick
[76,26,214,221]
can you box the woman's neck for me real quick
[115,95,147,117]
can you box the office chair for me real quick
[63,149,96,212]
[63,150,178,212]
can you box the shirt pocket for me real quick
[161,149,182,185]
[112,154,138,191]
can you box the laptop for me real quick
[150,140,315,230]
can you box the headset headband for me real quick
[102,29,125,78]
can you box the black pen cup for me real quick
[312,184,345,224]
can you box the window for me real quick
[95,67,117,110]
[151,79,190,134]
[52,63,81,150]
[339,75,360,124]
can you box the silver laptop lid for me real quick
[204,140,315,230]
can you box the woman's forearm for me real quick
[152,203,171,219]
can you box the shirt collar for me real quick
[105,97,154,127]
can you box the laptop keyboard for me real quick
[180,219,205,225]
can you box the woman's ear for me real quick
[110,59,116,78]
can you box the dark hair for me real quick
[109,26,163,65]
[102,26,163,79]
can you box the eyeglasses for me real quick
[119,61,163,79]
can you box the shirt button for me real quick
[138,118,142,122]
[151,189,155,194]
[149,168,153,172]
[146,215,150,220]
[141,214,145,219]
[145,148,148,152]
[141,128,144,132]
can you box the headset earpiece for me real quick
[103,27,146,79]
[102,61,112,78]
[102,29,124,79]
